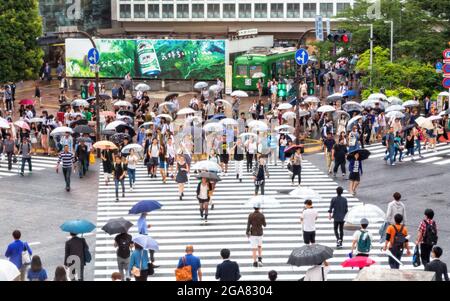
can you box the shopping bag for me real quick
[89,152,96,164]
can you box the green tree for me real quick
[0,0,44,82]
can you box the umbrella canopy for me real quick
[132,235,159,251]
[275,124,294,131]
[368,93,387,101]
[203,122,224,132]
[317,105,336,113]
[135,83,150,91]
[252,72,266,79]
[289,187,321,200]
[239,133,258,140]
[165,93,179,102]
[303,96,320,104]
[0,259,20,281]
[74,125,93,134]
[110,133,131,145]
[231,90,249,98]
[346,115,363,131]
[72,99,89,107]
[118,110,135,118]
[99,94,112,100]
[438,91,450,98]
[60,219,95,234]
[219,118,239,126]
[195,171,222,182]
[19,99,35,106]
[215,99,232,107]
[278,103,293,110]
[156,114,173,121]
[93,140,118,150]
[282,111,296,120]
[342,101,363,112]
[113,100,132,107]
[343,90,358,98]
[14,120,30,130]
[70,119,88,128]
[105,120,126,131]
[287,245,334,267]
[365,98,384,108]
[121,143,144,154]
[333,110,350,120]
[29,117,44,123]
[386,111,405,119]
[50,127,73,136]
[194,82,208,90]
[246,195,280,209]
[191,160,222,172]
[247,120,266,128]
[327,93,344,102]
[250,123,269,132]
[427,115,442,122]
[158,102,177,112]
[284,145,303,157]
[209,84,219,92]
[347,149,371,161]
[117,115,133,123]
[415,116,434,130]
[129,200,163,214]
[77,137,92,143]
[0,118,11,129]
[386,96,403,105]
[139,121,155,128]
[116,124,135,137]
[100,111,116,118]
[345,204,385,225]
[341,256,376,269]
[211,113,226,120]
[102,218,133,235]
[402,100,420,108]
[177,107,197,115]
[385,105,405,113]
[439,110,449,116]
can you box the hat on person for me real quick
[360,218,369,225]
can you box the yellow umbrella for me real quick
[93,140,118,150]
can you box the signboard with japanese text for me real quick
[66,39,226,80]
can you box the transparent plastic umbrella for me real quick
[246,195,281,208]
[344,204,385,225]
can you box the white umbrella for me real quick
[252,72,265,79]
[386,96,402,105]
[121,144,144,154]
[282,111,297,120]
[29,117,45,123]
[219,118,239,126]
[415,117,434,130]
[345,204,385,225]
[117,115,133,123]
[113,100,132,107]
[299,110,310,117]
[231,90,249,98]
[72,99,89,107]
[139,122,154,128]
[191,160,222,172]
[50,126,73,136]
[439,110,449,116]
[360,99,369,107]
[275,124,294,131]
[342,101,363,112]
[402,100,420,108]
[317,105,336,113]
[368,93,387,101]
[251,123,269,132]
[248,120,267,128]
[209,84,220,92]
[289,186,320,197]
[365,98,383,108]
[240,133,258,139]
[303,96,320,104]
[0,118,11,129]
[203,122,224,132]
[385,105,405,113]
[0,259,20,281]
[135,83,150,91]
[386,111,405,119]
[427,115,442,122]
[156,114,173,121]
[277,133,295,140]
[438,92,450,97]
[246,195,280,209]
[194,82,209,90]
[278,103,293,110]
[327,93,344,102]
[215,99,232,107]
[105,120,126,131]
[346,115,363,130]
[177,108,197,115]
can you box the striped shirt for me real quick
[58,152,75,168]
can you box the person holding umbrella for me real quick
[232,138,245,182]
[348,151,363,196]
[112,156,127,202]
[126,148,139,191]
[175,154,189,200]
[196,177,213,223]
[290,147,303,186]
[64,232,90,281]
[128,242,150,281]
[253,156,269,196]
[101,145,115,186]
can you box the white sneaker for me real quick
[130,187,133,192]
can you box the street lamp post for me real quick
[361,24,374,88]
[384,20,394,62]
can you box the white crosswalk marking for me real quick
[0,155,59,179]
[94,159,419,281]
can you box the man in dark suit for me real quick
[215,249,241,281]
[425,246,449,281]
[64,233,90,281]
[424,96,431,116]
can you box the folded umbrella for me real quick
[102,218,133,235]
[0,259,20,281]
[195,171,222,182]
[132,235,159,251]
[74,125,93,134]
[341,256,376,268]
[287,244,334,266]
[129,200,163,214]
[60,219,96,234]
[347,149,371,161]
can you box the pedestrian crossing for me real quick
[94,159,420,281]
[0,155,59,179]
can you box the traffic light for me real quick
[81,84,88,99]
[327,30,352,44]
[277,83,287,97]
[307,81,315,95]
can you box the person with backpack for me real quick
[383,214,411,269]
[415,209,438,266]
[351,218,373,261]
[4,230,32,281]
[18,137,32,176]
[114,230,133,281]
[328,187,348,248]
[386,192,407,226]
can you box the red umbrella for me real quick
[19,99,35,106]
[341,256,376,269]
[284,144,304,157]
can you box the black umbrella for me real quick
[74,125,94,134]
[59,101,71,107]
[99,94,112,100]
[70,119,88,128]
[102,129,116,136]
[110,133,131,145]
[118,110,136,118]
[287,244,334,267]
[102,218,133,235]
[401,124,415,132]
[77,137,92,143]
[116,124,136,137]
[284,145,304,157]
[165,93,179,102]
[347,149,371,161]
[195,171,222,182]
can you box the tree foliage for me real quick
[0,0,44,82]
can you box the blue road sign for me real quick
[443,63,450,74]
[295,49,309,66]
[88,48,100,65]
[443,78,450,89]
[436,62,443,70]
[315,15,324,41]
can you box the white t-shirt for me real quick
[198,183,209,200]
[352,230,373,255]
[150,144,159,158]
[301,207,318,232]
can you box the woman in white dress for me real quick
[337,115,347,136]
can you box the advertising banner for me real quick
[66,39,226,80]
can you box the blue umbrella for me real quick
[343,90,357,97]
[212,114,226,120]
[129,200,162,214]
[133,235,159,251]
[60,219,96,234]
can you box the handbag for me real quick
[175,256,192,281]
[412,245,421,267]
[89,152,96,164]
[131,251,144,277]
[22,243,31,266]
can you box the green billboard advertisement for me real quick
[65,39,226,80]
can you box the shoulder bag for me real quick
[22,242,31,266]
[175,256,192,281]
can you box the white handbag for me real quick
[22,243,31,265]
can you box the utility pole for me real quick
[362,24,374,88]
[384,20,394,62]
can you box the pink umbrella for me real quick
[14,120,30,131]
[19,99,35,106]
[341,256,376,269]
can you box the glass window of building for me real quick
[336,3,351,13]
[286,3,300,18]
[162,4,174,18]
[320,3,334,17]
[237,65,248,77]
[270,3,284,18]
[148,4,160,18]
[223,4,236,19]
[207,4,220,18]
[303,3,316,18]
[134,4,145,18]
[249,65,263,78]
[177,4,189,18]
[255,4,267,18]
[192,4,204,18]
[120,4,131,19]
[238,4,251,18]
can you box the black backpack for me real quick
[116,235,132,258]
[423,220,438,246]
[392,225,406,251]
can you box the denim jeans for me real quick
[115,178,125,198]
[384,145,395,165]
[21,157,32,174]
[414,140,422,155]
[78,159,88,177]
[127,168,136,187]
[394,148,403,162]
[62,167,72,189]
